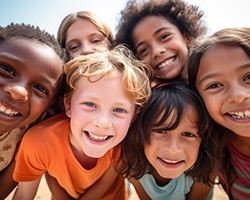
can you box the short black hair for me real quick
[0,23,66,62]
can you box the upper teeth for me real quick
[157,58,175,70]
[0,103,19,116]
[162,159,180,164]
[228,110,250,118]
[88,132,108,141]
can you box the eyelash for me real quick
[83,102,127,114]
[0,64,49,96]
[152,129,197,138]
[0,64,16,76]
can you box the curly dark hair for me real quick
[0,23,66,62]
[118,80,219,185]
[115,0,206,53]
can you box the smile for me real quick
[0,102,20,117]
[161,158,183,164]
[87,132,109,141]
[157,57,175,71]
[228,110,250,119]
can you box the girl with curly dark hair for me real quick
[115,0,207,86]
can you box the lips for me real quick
[156,57,175,71]
[0,102,20,117]
[87,131,109,141]
[161,158,183,165]
[227,110,250,119]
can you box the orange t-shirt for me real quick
[14,113,125,199]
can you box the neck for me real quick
[228,132,250,157]
[152,169,171,187]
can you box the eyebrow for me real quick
[40,75,56,91]
[134,27,171,50]
[198,63,250,85]
[0,53,22,64]
[66,32,105,43]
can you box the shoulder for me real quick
[21,113,69,146]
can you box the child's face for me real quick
[64,75,136,158]
[0,39,62,134]
[144,106,201,180]
[196,44,250,137]
[131,15,189,80]
[65,18,109,58]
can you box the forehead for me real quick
[200,44,250,72]
[132,15,179,36]
[0,38,62,78]
[156,104,198,123]
[66,19,101,38]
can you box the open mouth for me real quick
[86,131,110,142]
[157,57,176,71]
[161,158,184,165]
[0,103,20,117]
[227,110,250,119]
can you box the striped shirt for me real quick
[219,142,250,200]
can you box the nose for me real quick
[80,43,95,55]
[163,134,181,154]
[93,111,112,130]
[227,83,250,103]
[152,44,165,60]
[4,85,28,102]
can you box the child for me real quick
[115,0,206,85]
[43,10,116,198]
[118,81,217,200]
[0,23,66,199]
[57,11,114,60]
[188,27,250,200]
[12,45,152,199]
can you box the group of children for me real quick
[0,0,249,199]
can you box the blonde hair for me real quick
[57,11,114,49]
[64,45,152,112]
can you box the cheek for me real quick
[187,142,200,161]
[144,143,156,161]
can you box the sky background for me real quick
[1,0,249,37]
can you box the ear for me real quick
[63,95,71,118]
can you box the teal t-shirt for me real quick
[139,173,213,200]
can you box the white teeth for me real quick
[228,110,250,119]
[157,58,175,70]
[88,132,108,141]
[162,159,180,164]
[0,104,19,116]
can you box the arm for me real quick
[46,165,118,200]
[129,177,151,200]
[45,172,73,200]
[12,178,41,200]
[186,181,213,200]
[0,160,17,199]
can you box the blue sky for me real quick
[1,0,250,37]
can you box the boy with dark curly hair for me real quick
[0,23,66,199]
[115,0,207,86]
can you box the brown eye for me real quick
[0,64,15,76]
